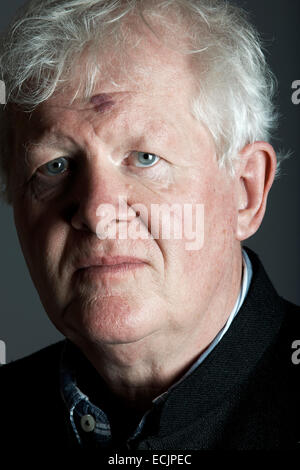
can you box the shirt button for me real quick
[80,414,96,432]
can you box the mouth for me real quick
[76,255,147,277]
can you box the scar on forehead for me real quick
[90,93,116,113]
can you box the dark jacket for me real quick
[0,248,299,451]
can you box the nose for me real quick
[70,162,136,235]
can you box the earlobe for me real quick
[236,142,277,241]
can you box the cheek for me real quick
[146,167,236,268]
[14,200,67,281]
[206,188,236,244]
[177,180,236,270]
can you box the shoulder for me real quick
[246,246,300,358]
[276,297,300,359]
[239,247,300,389]
[0,340,74,450]
[243,247,300,316]
[0,340,66,392]
[282,297,300,317]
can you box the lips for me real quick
[76,255,147,271]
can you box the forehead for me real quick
[17,38,197,140]
[20,90,195,164]
[49,22,195,108]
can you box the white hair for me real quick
[0,0,282,203]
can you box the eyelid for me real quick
[125,151,161,168]
[33,151,162,179]
[37,156,71,176]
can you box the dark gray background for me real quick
[0,0,299,362]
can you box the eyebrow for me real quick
[25,133,78,155]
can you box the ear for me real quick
[235,141,277,241]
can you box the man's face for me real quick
[11,30,240,356]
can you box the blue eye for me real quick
[44,157,69,175]
[135,152,160,167]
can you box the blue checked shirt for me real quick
[60,249,253,448]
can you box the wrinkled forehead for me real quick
[11,81,198,162]
[16,43,195,127]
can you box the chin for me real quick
[62,295,159,346]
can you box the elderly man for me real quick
[0,0,299,452]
